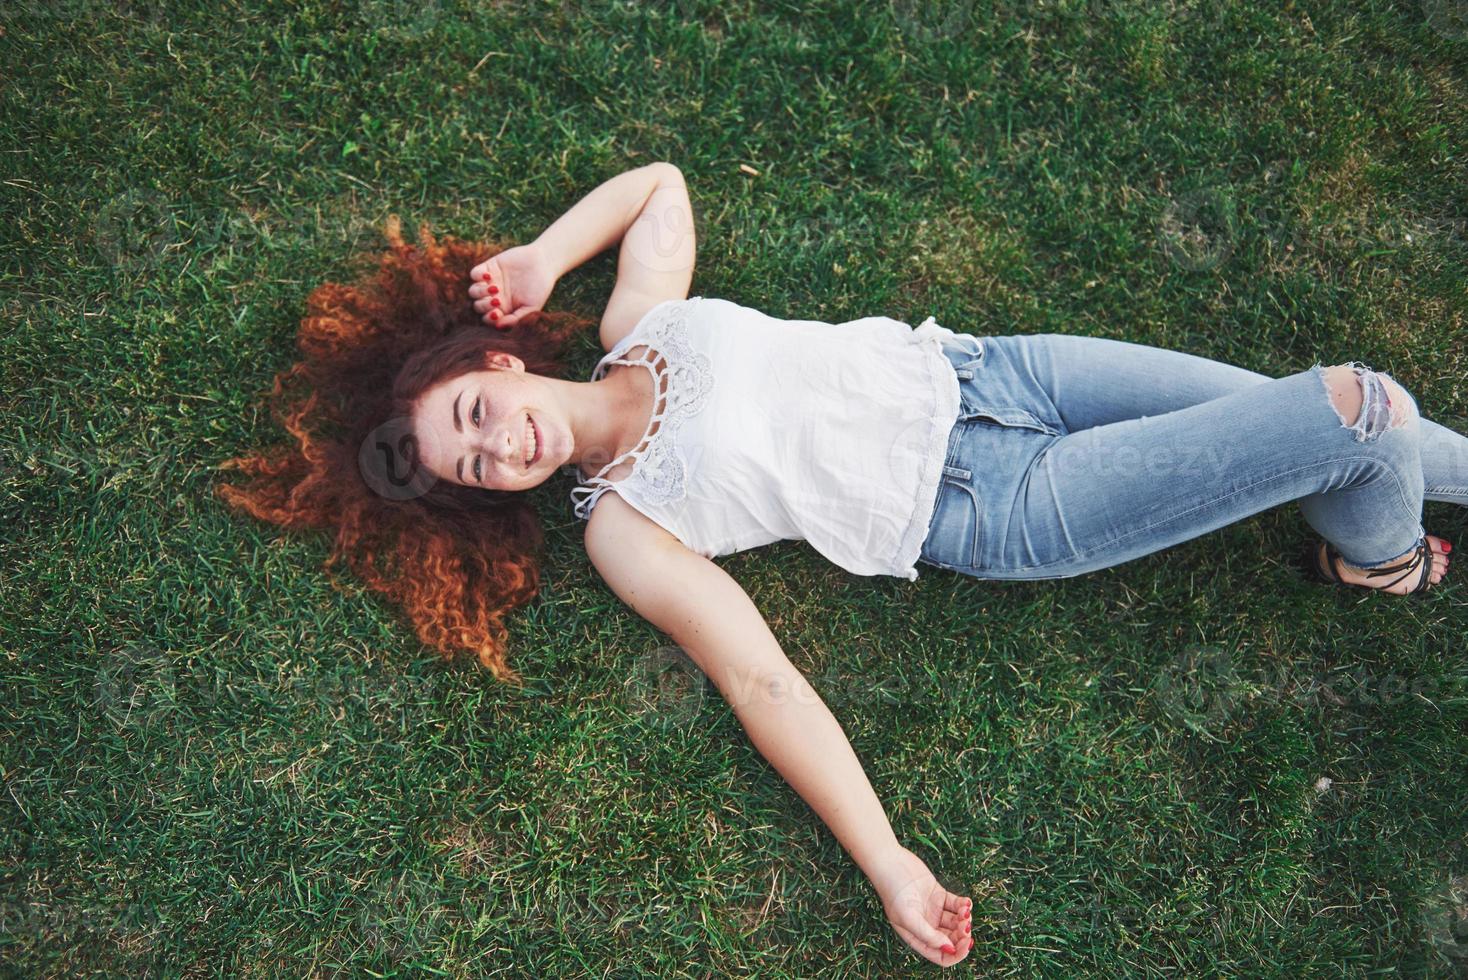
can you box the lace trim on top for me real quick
[569,301,715,520]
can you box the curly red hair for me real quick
[216,217,591,682]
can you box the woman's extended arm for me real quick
[583,494,974,967]
[468,162,694,349]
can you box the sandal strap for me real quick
[1318,537,1434,594]
[1365,539,1432,593]
[1318,541,1346,583]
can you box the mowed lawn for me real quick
[3,0,1467,975]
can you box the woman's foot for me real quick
[1314,534,1452,595]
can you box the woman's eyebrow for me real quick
[453,392,466,482]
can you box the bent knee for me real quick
[1319,362,1418,441]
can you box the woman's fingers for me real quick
[912,912,957,955]
[469,255,503,282]
[938,908,967,931]
[895,922,971,966]
[484,305,523,330]
[468,259,510,317]
[893,924,945,965]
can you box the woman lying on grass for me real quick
[221,161,1462,967]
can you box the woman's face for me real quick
[410,354,561,491]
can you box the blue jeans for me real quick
[918,331,1468,580]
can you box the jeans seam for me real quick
[929,478,982,569]
[1007,454,1422,573]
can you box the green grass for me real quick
[3,0,1467,974]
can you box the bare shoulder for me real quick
[583,489,683,559]
[582,489,702,624]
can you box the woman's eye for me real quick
[473,457,482,481]
[472,398,482,426]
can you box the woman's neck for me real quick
[557,364,654,480]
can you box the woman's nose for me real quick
[482,424,514,462]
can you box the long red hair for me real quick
[216,217,590,682]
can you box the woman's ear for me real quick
[483,350,523,372]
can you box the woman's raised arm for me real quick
[468,162,694,348]
[583,493,974,967]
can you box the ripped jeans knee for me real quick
[1315,361,1420,442]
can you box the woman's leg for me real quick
[1012,332,1468,505]
[1422,420,1468,505]
[965,361,1441,581]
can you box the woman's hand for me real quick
[870,845,973,967]
[468,243,559,330]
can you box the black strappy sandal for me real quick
[1309,535,1435,596]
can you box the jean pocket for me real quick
[963,406,1060,436]
[921,471,982,569]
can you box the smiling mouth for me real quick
[525,413,541,467]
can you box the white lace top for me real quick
[563,296,965,580]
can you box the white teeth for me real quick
[525,415,536,465]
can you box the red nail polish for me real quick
[488,285,499,295]
[490,298,500,307]
[481,272,492,282]
[942,944,956,955]
[1444,541,1453,553]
